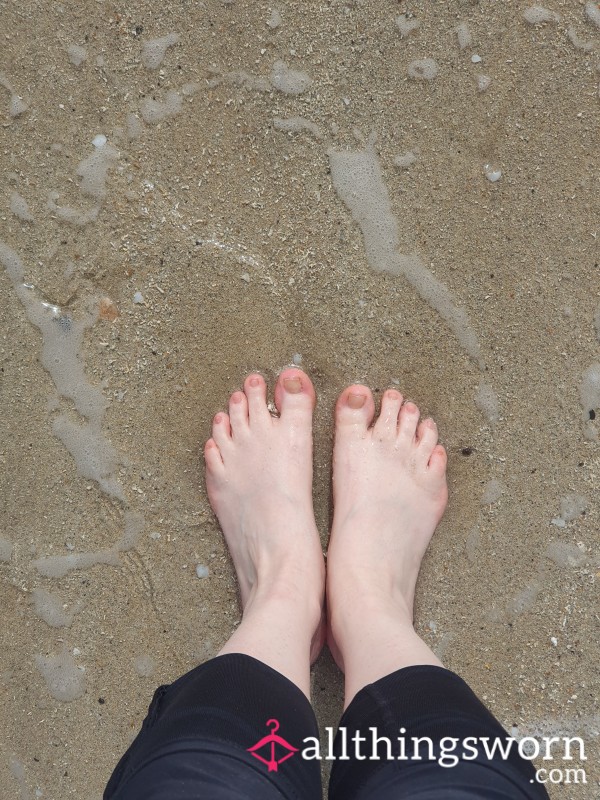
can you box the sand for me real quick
[1,1,599,797]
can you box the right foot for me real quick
[327,385,448,669]
[204,369,326,662]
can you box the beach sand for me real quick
[1,1,598,796]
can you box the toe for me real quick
[416,418,439,463]
[428,443,448,476]
[335,384,375,432]
[204,438,224,473]
[229,390,249,436]
[243,373,270,425]
[212,412,232,450]
[273,368,316,425]
[397,401,420,444]
[373,389,404,439]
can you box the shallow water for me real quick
[1,1,599,796]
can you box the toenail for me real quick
[283,377,302,394]
[348,392,366,409]
[214,413,223,423]
[249,376,260,387]
[232,392,243,403]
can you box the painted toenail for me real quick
[348,392,366,409]
[283,377,302,394]
[249,376,260,387]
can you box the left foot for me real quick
[204,369,326,661]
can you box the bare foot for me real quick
[204,369,326,663]
[327,385,448,690]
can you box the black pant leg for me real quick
[104,653,321,800]
[328,665,550,800]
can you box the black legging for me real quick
[104,654,549,799]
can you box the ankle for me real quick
[245,578,324,632]
[329,590,414,644]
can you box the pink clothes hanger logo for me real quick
[247,719,298,772]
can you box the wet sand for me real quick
[1,1,599,797]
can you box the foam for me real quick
[67,45,87,67]
[267,9,282,28]
[10,192,34,222]
[545,540,587,567]
[35,651,85,701]
[567,26,596,52]
[559,493,588,522]
[212,70,271,92]
[141,33,180,70]
[393,150,418,168]
[47,192,100,227]
[480,478,504,505]
[455,23,472,50]
[0,72,29,117]
[475,382,499,423]
[477,75,492,92]
[523,6,560,24]
[0,242,126,499]
[8,758,30,800]
[32,549,120,578]
[126,113,144,140]
[508,582,540,615]
[31,588,79,627]
[396,14,420,37]
[32,514,144,578]
[134,655,156,677]
[117,511,146,551]
[52,417,124,499]
[0,538,13,562]
[407,59,439,80]
[273,116,322,138]
[328,145,484,368]
[585,1,600,28]
[580,363,600,441]
[76,142,119,200]
[140,89,183,123]
[466,525,480,562]
[271,60,312,94]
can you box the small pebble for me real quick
[471,54,482,63]
[196,564,209,579]
[240,272,250,283]
[92,134,107,148]
[133,291,144,304]
[150,531,161,540]
[292,353,302,365]
[550,637,558,647]
[484,164,502,182]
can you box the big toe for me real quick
[335,384,375,434]
[273,367,316,423]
